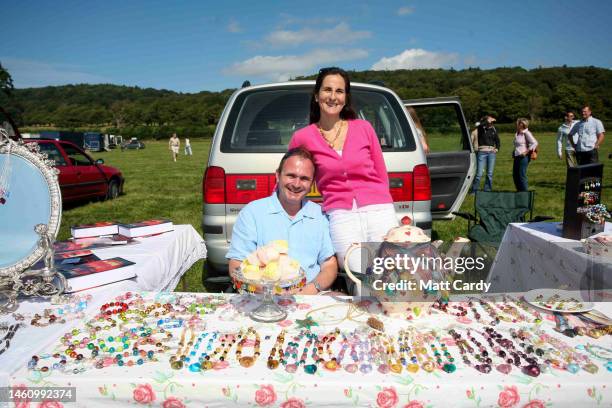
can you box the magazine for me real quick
[54,235,136,253]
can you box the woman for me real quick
[288,67,397,271]
[405,106,430,154]
[512,118,538,191]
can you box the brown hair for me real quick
[309,67,357,124]
[277,147,315,175]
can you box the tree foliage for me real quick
[2,66,610,138]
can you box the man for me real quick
[471,115,500,193]
[226,147,337,294]
[556,111,578,167]
[569,106,605,165]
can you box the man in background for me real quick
[569,106,605,164]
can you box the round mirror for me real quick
[0,133,61,275]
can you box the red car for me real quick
[25,139,124,202]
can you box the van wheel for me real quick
[106,180,120,200]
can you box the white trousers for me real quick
[328,203,398,274]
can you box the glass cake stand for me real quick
[230,266,306,323]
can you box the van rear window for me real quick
[220,85,415,153]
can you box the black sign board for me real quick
[563,163,604,239]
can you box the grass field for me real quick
[57,134,610,292]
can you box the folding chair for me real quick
[453,191,552,249]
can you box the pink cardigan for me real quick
[288,119,393,212]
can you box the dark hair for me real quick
[565,111,575,117]
[277,147,315,175]
[309,67,357,124]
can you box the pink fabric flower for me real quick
[37,401,63,408]
[376,387,399,408]
[133,383,156,404]
[12,384,30,408]
[280,397,306,408]
[587,388,595,397]
[498,386,520,408]
[466,389,473,399]
[277,298,294,307]
[522,401,545,408]
[254,385,277,406]
[277,319,293,327]
[403,401,424,408]
[162,397,186,408]
[222,387,231,397]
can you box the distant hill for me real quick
[2,66,610,138]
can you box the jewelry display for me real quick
[170,327,196,370]
[100,301,129,316]
[0,323,20,355]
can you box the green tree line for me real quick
[1,65,610,139]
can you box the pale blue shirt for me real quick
[226,192,335,282]
[569,117,605,152]
[556,120,578,156]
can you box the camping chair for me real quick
[453,190,552,248]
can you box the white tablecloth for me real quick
[0,225,206,386]
[5,292,612,407]
[488,222,612,297]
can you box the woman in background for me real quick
[288,67,397,272]
[512,118,538,191]
[405,106,430,154]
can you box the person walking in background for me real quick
[169,133,180,162]
[556,111,578,167]
[405,106,430,154]
[568,106,605,164]
[184,137,192,156]
[512,118,538,192]
[471,115,500,193]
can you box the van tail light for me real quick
[226,174,272,204]
[388,172,413,202]
[413,164,431,201]
[204,166,226,204]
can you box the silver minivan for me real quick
[202,81,474,289]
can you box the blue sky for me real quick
[2,0,611,93]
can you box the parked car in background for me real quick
[201,80,474,290]
[25,139,124,202]
[122,138,145,150]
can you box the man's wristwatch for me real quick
[313,280,323,293]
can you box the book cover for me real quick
[118,219,173,238]
[54,235,136,253]
[71,221,119,238]
[59,257,136,292]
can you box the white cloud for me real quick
[1,57,111,88]
[397,6,415,16]
[224,48,368,81]
[227,19,242,33]
[265,22,371,47]
[371,48,459,70]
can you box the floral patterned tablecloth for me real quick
[7,292,612,408]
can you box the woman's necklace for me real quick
[318,120,344,148]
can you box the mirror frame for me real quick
[0,136,62,276]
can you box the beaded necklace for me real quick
[409,331,436,373]
[235,327,261,368]
[431,333,456,373]
[398,329,419,373]
[170,327,196,370]
[280,330,319,374]
[0,323,20,356]
[479,327,541,377]
[205,332,237,370]
[319,328,342,372]
[448,328,491,374]
[267,330,286,369]
[531,329,598,374]
[508,296,543,324]
[184,331,215,372]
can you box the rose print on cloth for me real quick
[133,383,156,404]
[498,386,520,407]
[254,384,277,406]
